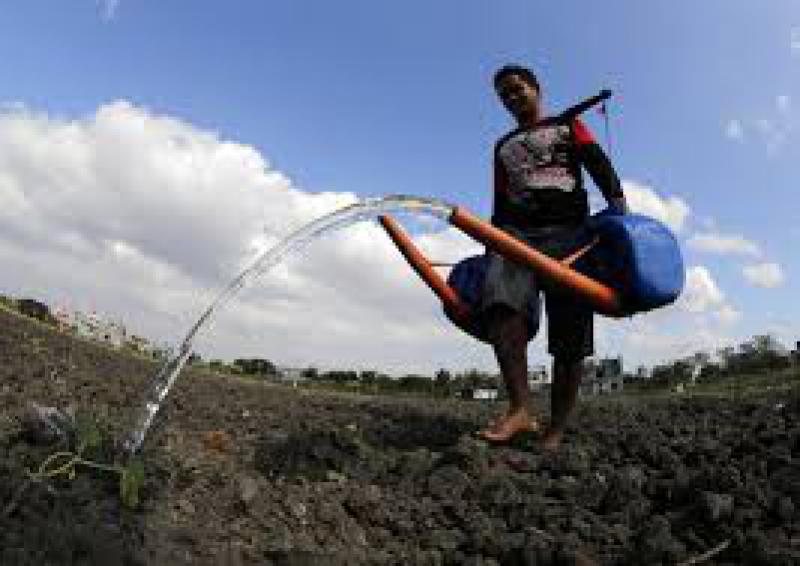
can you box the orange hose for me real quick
[378,215,471,322]
[448,207,621,315]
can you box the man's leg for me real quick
[479,305,540,442]
[540,276,593,451]
[540,356,584,450]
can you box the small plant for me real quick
[4,412,145,517]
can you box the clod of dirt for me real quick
[202,430,233,452]
[19,402,74,446]
[699,491,734,523]
[237,475,260,505]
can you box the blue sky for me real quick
[0,1,798,372]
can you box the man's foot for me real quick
[478,410,540,444]
[537,428,564,452]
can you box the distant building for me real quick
[71,310,127,346]
[53,304,73,332]
[635,366,650,380]
[459,385,500,401]
[472,388,499,401]
[580,356,624,396]
[98,320,126,347]
[690,362,702,385]
[275,366,307,386]
[528,364,550,392]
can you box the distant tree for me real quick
[434,368,452,390]
[699,362,723,381]
[322,370,358,384]
[17,299,56,325]
[672,359,693,381]
[651,363,677,386]
[375,373,394,391]
[731,334,790,374]
[397,374,432,393]
[459,368,485,390]
[359,370,378,386]
[752,334,784,354]
[233,358,277,377]
[301,367,319,380]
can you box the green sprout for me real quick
[15,412,145,512]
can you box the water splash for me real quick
[123,194,455,453]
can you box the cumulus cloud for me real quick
[0,101,488,375]
[621,180,690,233]
[678,266,725,314]
[616,316,736,367]
[743,262,785,288]
[609,266,740,364]
[0,100,754,375]
[715,305,741,325]
[97,0,120,21]
[686,232,762,257]
[725,119,744,141]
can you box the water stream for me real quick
[123,194,455,454]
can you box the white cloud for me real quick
[686,232,761,257]
[0,100,764,376]
[754,115,792,154]
[678,265,725,314]
[792,27,800,55]
[622,180,690,233]
[758,97,794,151]
[715,305,741,325]
[0,101,488,375]
[743,262,785,288]
[97,0,120,21]
[614,316,736,368]
[725,119,744,141]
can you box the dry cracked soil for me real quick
[1,307,799,565]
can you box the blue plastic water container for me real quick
[444,210,684,341]
[577,210,685,314]
[444,254,539,344]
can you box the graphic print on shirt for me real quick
[498,123,578,199]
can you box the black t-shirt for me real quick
[492,117,622,234]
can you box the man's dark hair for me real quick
[493,64,540,92]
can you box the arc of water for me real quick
[124,195,456,454]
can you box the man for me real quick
[478,64,628,450]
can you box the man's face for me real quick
[496,74,540,122]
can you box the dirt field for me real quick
[1,307,799,565]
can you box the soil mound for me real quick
[1,308,799,564]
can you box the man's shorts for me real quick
[479,223,594,360]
